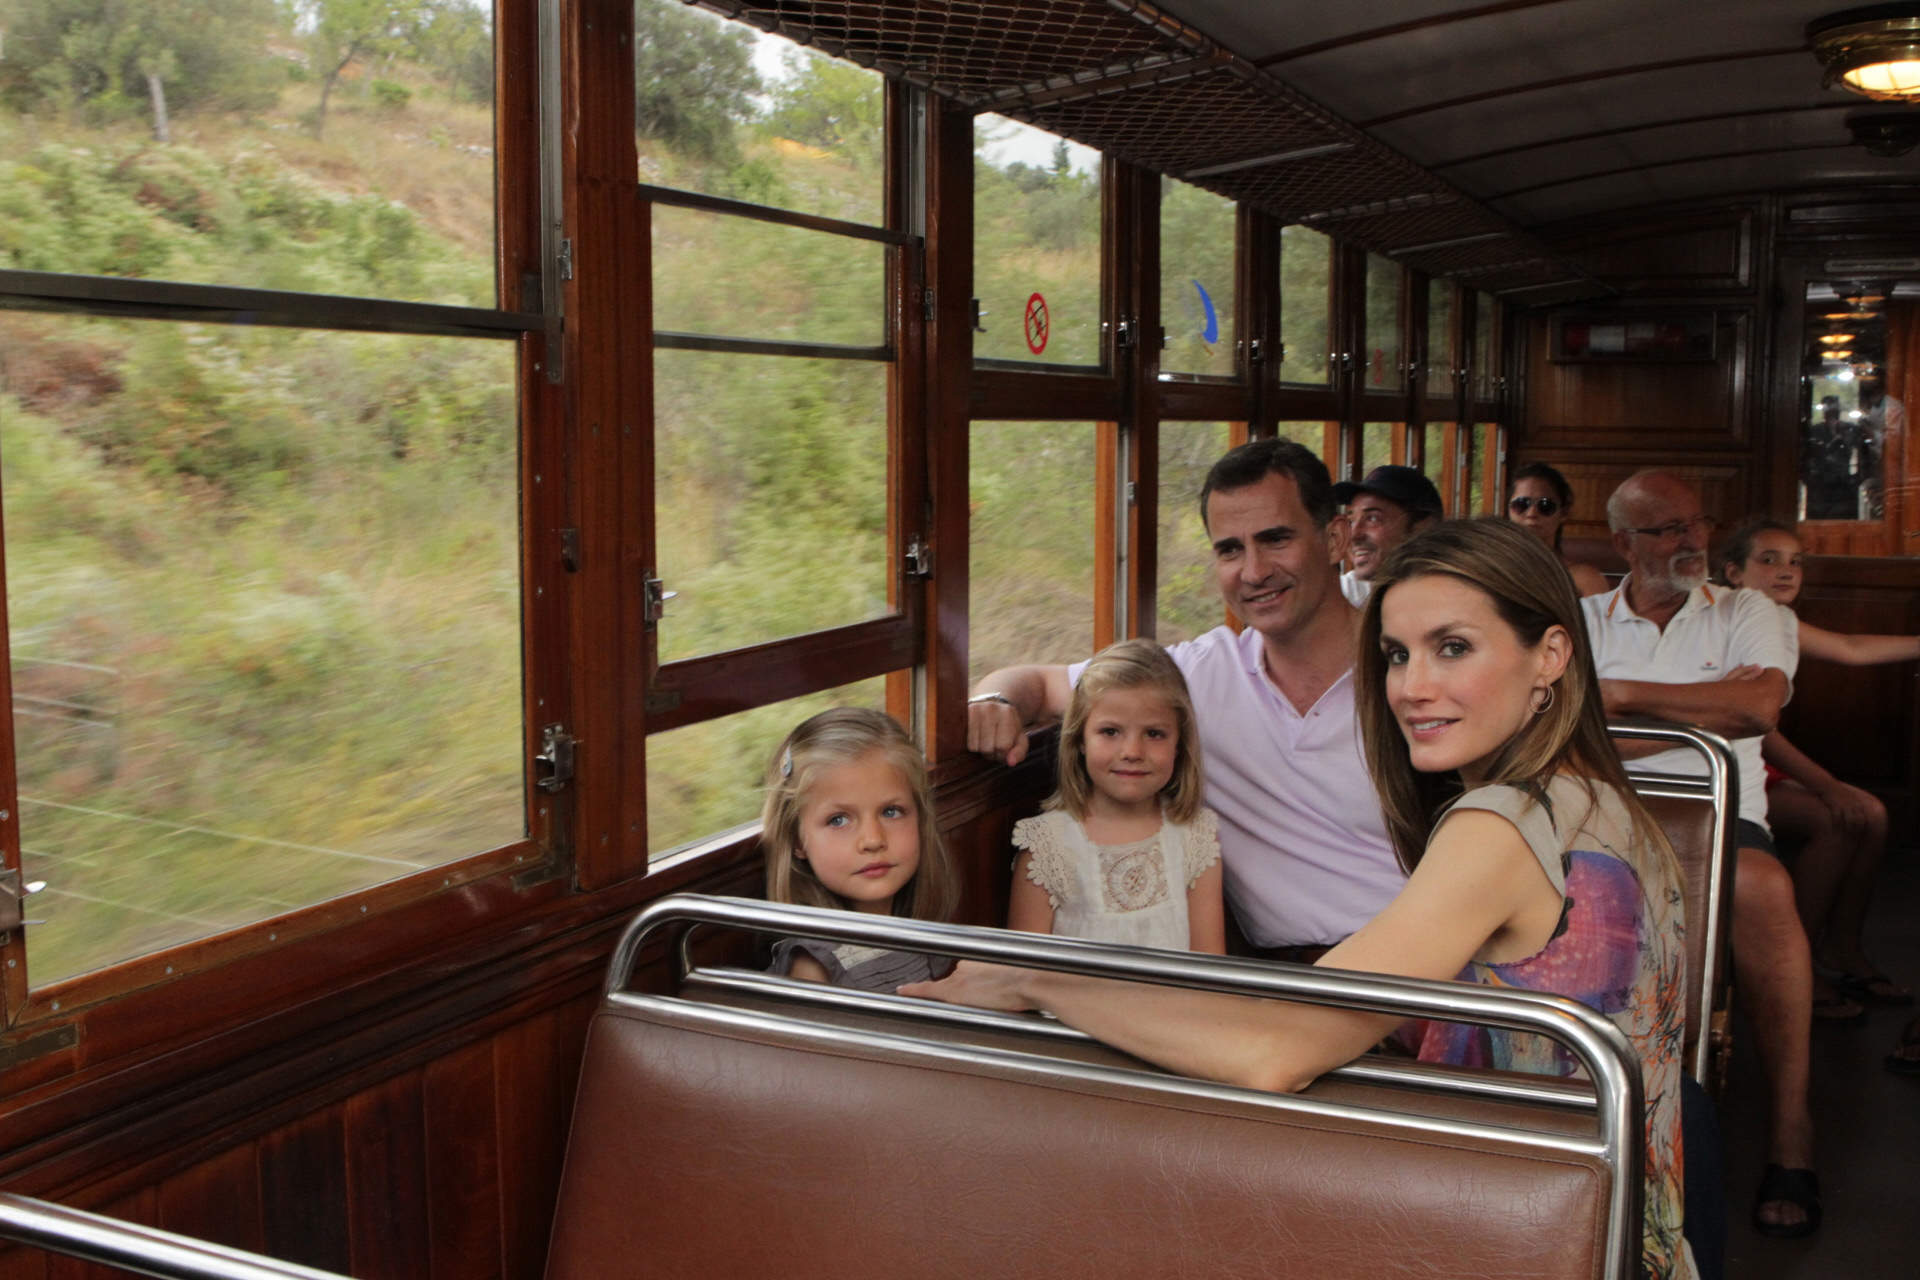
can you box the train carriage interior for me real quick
[1,0,1917,1276]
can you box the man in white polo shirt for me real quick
[1584,469,1818,1238]
[966,438,1405,956]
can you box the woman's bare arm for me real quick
[904,810,1555,1093]
[1798,618,1920,667]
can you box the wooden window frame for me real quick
[0,0,556,1064]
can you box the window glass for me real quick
[653,210,884,347]
[645,676,890,859]
[1361,423,1397,474]
[1364,255,1403,391]
[654,352,890,663]
[0,2,496,305]
[1278,227,1332,386]
[1423,422,1452,513]
[634,0,882,222]
[1426,285,1455,399]
[3,317,523,987]
[1474,293,1496,399]
[970,422,1095,679]
[1160,179,1236,378]
[1158,423,1232,643]
[973,117,1101,366]
[1470,423,1498,513]
[1275,421,1333,470]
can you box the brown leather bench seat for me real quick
[544,899,1641,1280]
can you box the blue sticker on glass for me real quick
[1192,280,1218,344]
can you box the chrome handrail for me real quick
[1611,717,1739,1086]
[608,892,1645,1280]
[0,1193,350,1280]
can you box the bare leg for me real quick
[1731,846,1816,1231]
[1817,791,1888,979]
[1765,782,1848,949]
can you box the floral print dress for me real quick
[1412,775,1698,1280]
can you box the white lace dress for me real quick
[1012,808,1221,951]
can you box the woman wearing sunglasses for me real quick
[1508,462,1609,597]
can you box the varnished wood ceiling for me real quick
[1163,0,1918,228]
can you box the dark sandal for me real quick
[1811,989,1867,1022]
[1752,1164,1822,1238]
[1830,968,1915,1006]
[1886,1018,1920,1077]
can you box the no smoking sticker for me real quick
[1024,292,1050,355]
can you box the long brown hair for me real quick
[1050,639,1206,824]
[1354,519,1679,887]
[760,707,960,922]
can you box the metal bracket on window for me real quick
[969,298,988,333]
[1125,481,1138,506]
[1246,338,1264,365]
[1114,319,1134,349]
[1159,326,1169,350]
[904,537,933,580]
[642,571,677,628]
[0,869,46,935]
[923,289,935,324]
[533,723,576,795]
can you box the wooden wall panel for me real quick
[494,1000,595,1280]
[1521,310,1750,451]
[423,1040,502,1280]
[343,1071,430,1280]
[1558,208,1754,294]
[259,1108,350,1275]
[157,1141,264,1255]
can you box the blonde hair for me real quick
[1354,519,1680,890]
[1051,639,1205,824]
[760,707,959,922]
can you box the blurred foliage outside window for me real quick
[1160,178,1236,378]
[974,116,1101,366]
[1423,422,1451,511]
[652,209,884,347]
[633,0,882,221]
[1470,423,1497,513]
[1158,422,1232,644]
[1278,226,1331,385]
[647,675,889,859]
[970,422,1095,681]
[1427,285,1455,399]
[1474,292,1495,399]
[1,316,522,986]
[1273,421,1331,469]
[1364,254,1403,391]
[653,351,890,663]
[1361,422,1397,474]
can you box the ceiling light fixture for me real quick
[1821,332,1859,343]
[1810,7,1920,100]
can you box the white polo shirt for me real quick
[1339,570,1373,608]
[1070,626,1404,947]
[1581,581,1795,830]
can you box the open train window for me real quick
[972,116,1103,369]
[1159,178,1237,380]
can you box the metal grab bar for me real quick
[1611,716,1740,1087]
[0,1192,351,1280]
[610,892,1646,1280]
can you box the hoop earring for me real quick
[1530,684,1556,715]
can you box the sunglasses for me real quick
[1508,496,1561,517]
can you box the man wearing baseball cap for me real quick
[1330,464,1445,606]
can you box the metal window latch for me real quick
[556,238,574,282]
[533,723,577,795]
[1114,319,1134,349]
[1246,338,1264,364]
[923,289,935,324]
[0,869,47,934]
[969,298,988,333]
[904,537,933,579]
[642,571,677,627]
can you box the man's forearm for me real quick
[1599,673,1785,737]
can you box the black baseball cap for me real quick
[1331,465,1444,521]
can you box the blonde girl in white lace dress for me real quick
[1006,639,1225,953]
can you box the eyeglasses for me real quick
[1620,515,1715,541]
[1508,496,1561,517]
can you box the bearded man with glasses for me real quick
[1583,469,1820,1243]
